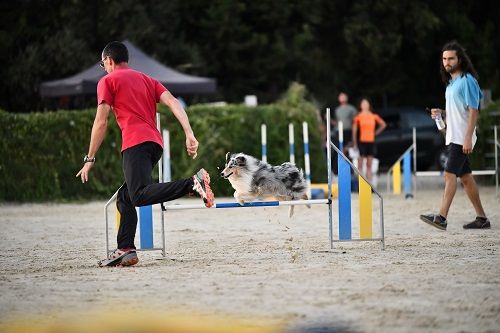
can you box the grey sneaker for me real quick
[463,217,491,229]
[192,168,215,208]
[98,248,139,267]
[420,213,447,230]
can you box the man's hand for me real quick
[429,108,444,119]
[76,162,94,183]
[463,137,473,154]
[185,133,199,159]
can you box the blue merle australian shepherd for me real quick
[220,152,310,217]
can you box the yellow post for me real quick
[358,175,372,239]
[392,162,401,194]
[116,208,121,231]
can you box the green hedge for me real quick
[0,100,325,202]
[470,101,500,171]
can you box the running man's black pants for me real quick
[116,141,194,249]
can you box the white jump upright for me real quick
[302,121,312,199]
[261,124,267,163]
[289,123,295,164]
[162,129,171,183]
[338,121,344,150]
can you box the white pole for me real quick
[326,108,333,248]
[162,129,172,182]
[289,123,295,164]
[338,121,343,149]
[261,124,267,163]
[303,121,311,199]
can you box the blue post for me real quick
[139,205,154,249]
[338,155,352,240]
[403,151,412,198]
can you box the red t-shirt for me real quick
[97,68,167,151]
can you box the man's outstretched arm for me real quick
[76,102,111,183]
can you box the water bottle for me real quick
[435,113,446,130]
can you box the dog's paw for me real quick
[234,192,245,206]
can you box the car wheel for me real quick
[437,147,448,170]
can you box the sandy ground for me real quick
[0,182,499,333]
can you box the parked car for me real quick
[374,107,447,171]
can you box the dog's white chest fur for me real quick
[227,169,254,194]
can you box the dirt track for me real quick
[0,187,499,333]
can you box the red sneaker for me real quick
[192,168,215,208]
[98,248,139,267]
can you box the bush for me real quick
[0,109,123,201]
[470,101,500,171]
[0,86,326,201]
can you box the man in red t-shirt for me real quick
[76,41,214,267]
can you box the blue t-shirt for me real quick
[445,73,482,147]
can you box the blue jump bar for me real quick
[216,201,280,208]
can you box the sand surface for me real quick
[0,184,499,332]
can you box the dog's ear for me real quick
[225,152,232,163]
[236,155,246,165]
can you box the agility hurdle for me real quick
[162,108,384,250]
[332,125,385,246]
[104,109,385,256]
[386,128,416,198]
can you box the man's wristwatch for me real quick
[83,155,96,163]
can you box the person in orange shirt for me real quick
[352,98,387,182]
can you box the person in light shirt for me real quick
[420,41,490,230]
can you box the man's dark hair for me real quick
[102,41,129,64]
[440,41,478,85]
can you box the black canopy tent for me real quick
[40,40,216,97]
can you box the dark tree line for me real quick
[1,0,499,112]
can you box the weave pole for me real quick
[303,121,312,199]
[261,124,267,163]
[289,123,295,164]
[338,121,344,151]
